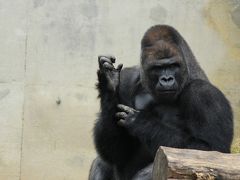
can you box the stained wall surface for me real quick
[0,0,239,179]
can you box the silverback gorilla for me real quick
[89,25,233,180]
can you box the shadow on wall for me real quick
[204,0,240,153]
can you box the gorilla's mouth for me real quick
[155,83,177,95]
[158,90,176,94]
[155,86,177,94]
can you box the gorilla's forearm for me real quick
[128,116,186,156]
[94,71,136,165]
[94,104,134,165]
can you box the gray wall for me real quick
[0,0,239,179]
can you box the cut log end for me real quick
[153,146,240,180]
[152,148,168,180]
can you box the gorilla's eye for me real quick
[169,63,180,68]
[144,43,153,47]
[148,67,162,75]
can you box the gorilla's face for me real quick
[140,32,187,101]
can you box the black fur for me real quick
[89,25,233,180]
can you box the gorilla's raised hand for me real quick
[98,55,123,93]
[116,104,140,130]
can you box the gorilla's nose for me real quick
[159,75,175,87]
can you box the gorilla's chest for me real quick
[153,105,182,128]
[134,93,154,110]
[134,93,182,128]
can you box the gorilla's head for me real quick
[140,25,208,101]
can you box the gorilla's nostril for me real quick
[168,77,174,82]
[162,77,167,82]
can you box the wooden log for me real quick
[153,146,240,180]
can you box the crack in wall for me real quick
[19,1,29,179]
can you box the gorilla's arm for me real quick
[180,79,233,153]
[116,104,187,157]
[94,56,136,166]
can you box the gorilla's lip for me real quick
[158,90,176,94]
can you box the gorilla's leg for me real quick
[89,157,113,180]
[132,163,153,180]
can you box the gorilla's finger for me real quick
[103,62,114,70]
[117,119,126,127]
[117,64,123,71]
[99,57,113,66]
[98,55,116,63]
[116,112,127,119]
[98,55,115,61]
[117,104,134,113]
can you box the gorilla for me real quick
[89,25,233,180]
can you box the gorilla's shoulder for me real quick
[185,79,219,93]
[120,65,140,86]
[182,79,229,104]
[119,65,141,105]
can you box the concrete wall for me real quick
[0,0,239,179]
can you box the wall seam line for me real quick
[19,2,29,179]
